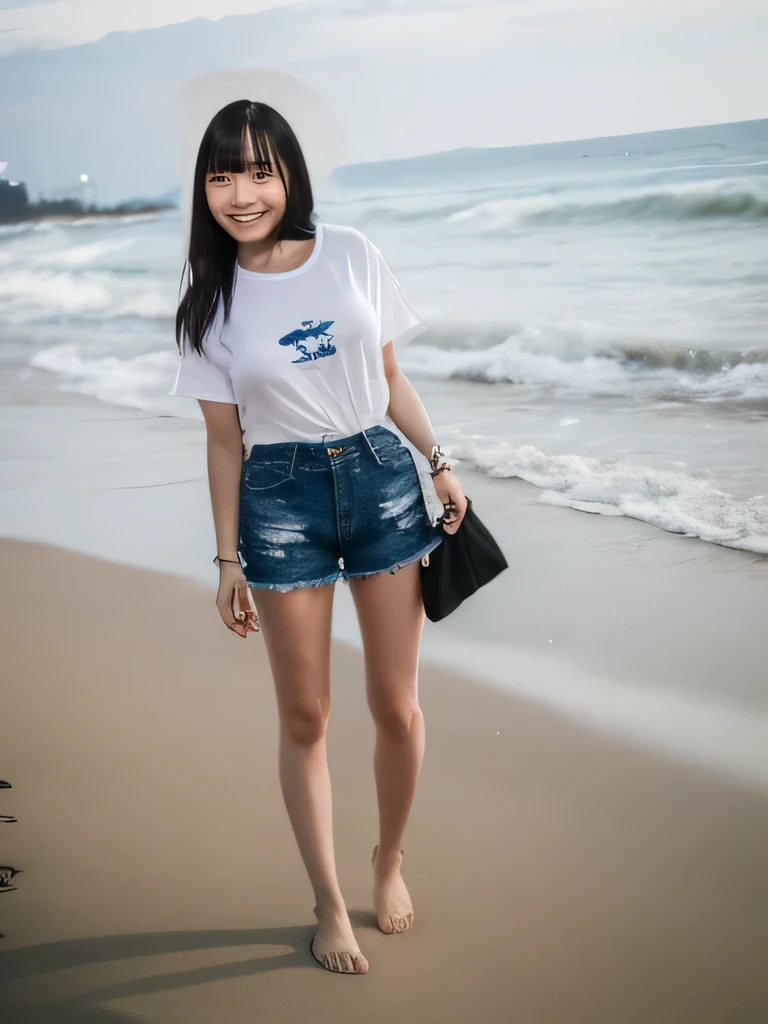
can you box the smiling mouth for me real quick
[228,212,266,223]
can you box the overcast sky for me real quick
[2,0,766,59]
[1,0,766,202]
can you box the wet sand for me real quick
[1,539,767,1024]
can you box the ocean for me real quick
[2,117,767,553]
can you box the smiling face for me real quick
[205,128,289,242]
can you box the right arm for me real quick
[198,399,259,639]
[199,399,243,562]
[169,316,257,636]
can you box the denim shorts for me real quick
[237,425,444,593]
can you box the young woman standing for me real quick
[170,99,467,975]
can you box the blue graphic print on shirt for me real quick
[278,320,337,363]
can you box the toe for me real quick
[312,940,369,974]
[388,912,414,934]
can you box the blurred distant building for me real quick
[0,178,29,218]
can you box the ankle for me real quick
[374,845,403,869]
[313,898,348,920]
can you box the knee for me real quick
[371,700,421,742]
[280,703,329,746]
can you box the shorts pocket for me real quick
[242,448,296,491]
[371,430,409,465]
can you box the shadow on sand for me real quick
[0,911,377,1021]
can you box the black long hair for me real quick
[175,100,316,356]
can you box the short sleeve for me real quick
[365,237,426,349]
[169,301,237,404]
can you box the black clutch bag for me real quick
[419,497,508,622]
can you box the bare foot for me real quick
[311,904,369,974]
[372,845,414,934]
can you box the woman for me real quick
[170,99,467,975]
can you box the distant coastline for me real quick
[0,176,177,224]
[0,197,176,225]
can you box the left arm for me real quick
[382,341,467,533]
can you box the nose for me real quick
[231,178,259,208]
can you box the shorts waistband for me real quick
[244,424,393,459]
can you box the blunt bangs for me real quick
[206,121,278,177]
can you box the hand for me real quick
[215,561,260,638]
[432,469,467,535]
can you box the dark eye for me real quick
[209,174,228,183]
[254,170,270,180]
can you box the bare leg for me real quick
[252,583,369,973]
[349,558,425,933]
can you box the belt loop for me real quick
[364,426,383,466]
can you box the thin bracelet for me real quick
[213,556,241,567]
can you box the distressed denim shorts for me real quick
[237,425,444,593]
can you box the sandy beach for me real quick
[1,538,768,1023]
[0,382,767,1022]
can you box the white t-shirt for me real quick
[169,221,425,447]
[168,220,445,526]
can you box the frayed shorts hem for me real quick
[243,570,343,594]
[347,533,444,583]
[242,533,443,594]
